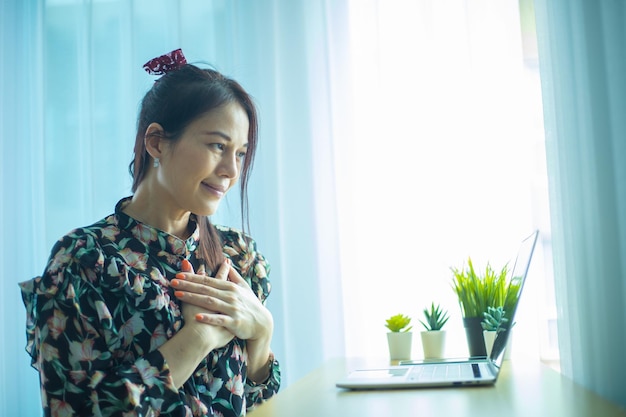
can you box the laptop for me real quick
[336,230,539,390]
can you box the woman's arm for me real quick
[156,322,221,388]
[171,234,281,409]
[244,320,274,383]
[158,286,234,388]
[23,273,181,416]
[21,245,233,416]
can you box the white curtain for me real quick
[2,1,556,416]
[535,0,626,408]
[1,2,47,415]
[338,0,552,360]
[1,2,346,415]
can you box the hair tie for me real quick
[143,49,187,76]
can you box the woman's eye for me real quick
[237,151,247,160]
[210,143,225,151]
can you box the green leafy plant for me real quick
[481,306,509,333]
[450,257,511,319]
[385,313,412,333]
[419,303,450,331]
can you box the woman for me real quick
[19,49,280,417]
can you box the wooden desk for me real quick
[248,357,626,417]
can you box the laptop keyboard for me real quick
[407,363,478,381]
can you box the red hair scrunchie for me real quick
[143,49,187,76]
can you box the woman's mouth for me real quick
[201,182,226,197]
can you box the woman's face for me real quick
[156,101,249,217]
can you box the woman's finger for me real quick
[181,258,194,273]
[175,259,229,287]
[226,264,250,289]
[175,288,236,316]
[215,259,230,281]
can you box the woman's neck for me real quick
[123,190,192,240]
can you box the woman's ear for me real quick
[144,123,165,161]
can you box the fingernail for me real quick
[181,259,192,271]
[171,279,179,287]
[225,258,231,265]
[174,291,184,298]
[195,314,204,321]
[175,273,185,279]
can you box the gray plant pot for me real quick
[463,316,487,357]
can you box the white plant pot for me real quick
[483,330,497,357]
[387,332,413,361]
[420,330,447,359]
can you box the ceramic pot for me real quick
[420,330,447,359]
[387,332,413,361]
[463,317,487,357]
[483,330,497,357]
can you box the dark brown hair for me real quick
[129,64,258,272]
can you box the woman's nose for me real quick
[218,152,239,179]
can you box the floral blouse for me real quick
[19,197,280,417]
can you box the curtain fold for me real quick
[2,2,561,416]
[339,0,551,360]
[534,0,626,408]
[2,3,346,415]
[1,2,46,417]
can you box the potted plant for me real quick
[419,303,450,359]
[481,306,509,357]
[385,313,413,361]
[451,257,511,357]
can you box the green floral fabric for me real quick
[19,197,280,417]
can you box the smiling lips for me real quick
[202,182,227,197]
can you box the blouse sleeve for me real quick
[222,228,282,410]
[244,354,281,411]
[19,234,182,417]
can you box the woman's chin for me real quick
[194,203,220,218]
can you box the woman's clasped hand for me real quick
[173,258,274,343]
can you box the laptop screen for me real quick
[489,230,539,367]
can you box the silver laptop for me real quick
[336,230,539,389]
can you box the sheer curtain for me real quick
[338,0,552,360]
[2,1,557,416]
[535,0,626,408]
[1,2,345,415]
[1,2,46,416]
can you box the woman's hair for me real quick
[129,64,258,272]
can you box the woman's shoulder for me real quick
[215,224,246,238]
[214,225,257,251]
[48,215,119,268]
[24,215,119,296]
[19,214,122,362]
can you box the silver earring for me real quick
[153,157,160,168]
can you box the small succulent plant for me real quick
[385,313,413,333]
[419,303,450,331]
[481,306,509,333]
